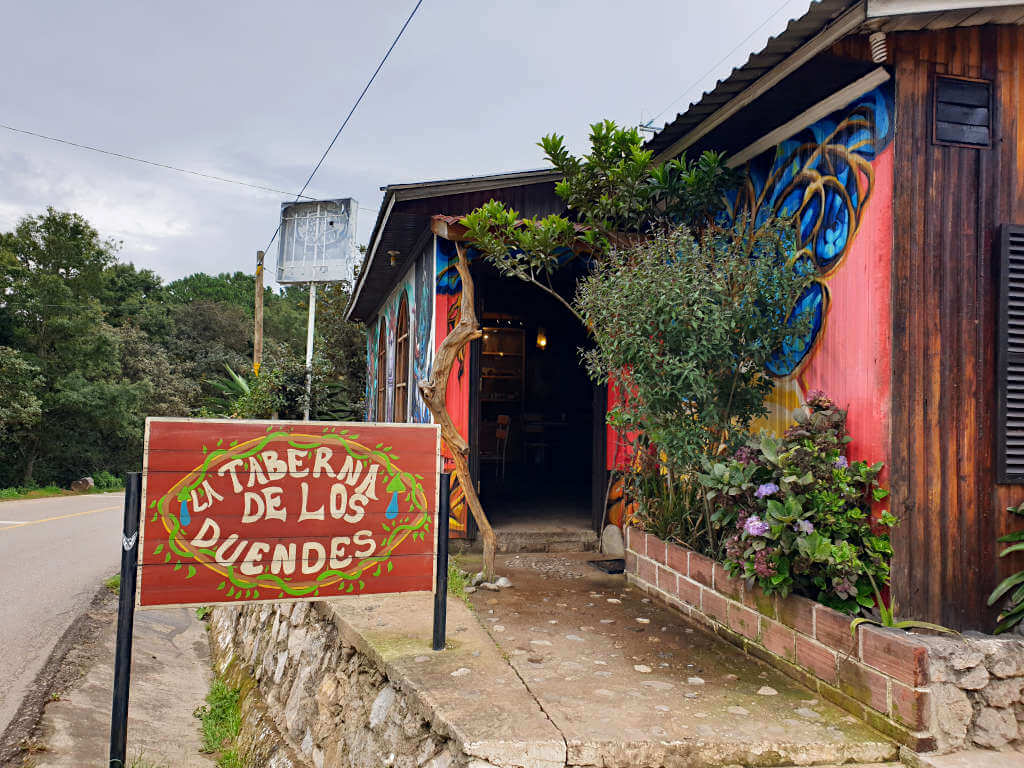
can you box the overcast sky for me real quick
[0,0,811,286]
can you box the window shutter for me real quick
[998,225,1024,482]
[933,75,991,148]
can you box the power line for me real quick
[0,122,318,201]
[262,0,424,255]
[646,0,799,128]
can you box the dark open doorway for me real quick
[470,262,598,546]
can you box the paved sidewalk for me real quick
[26,604,215,768]
[459,552,899,767]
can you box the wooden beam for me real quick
[726,67,891,168]
[653,1,868,164]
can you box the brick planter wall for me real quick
[627,527,1024,755]
[625,527,935,751]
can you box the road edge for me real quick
[0,584,115,766]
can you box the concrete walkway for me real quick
[459,552,899,767]
[26,604,215,768]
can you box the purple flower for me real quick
[754,549,777,578]
[794,519,815,535]
[755,482,779,499]
[744,515,770,537]
[834,456,849,469]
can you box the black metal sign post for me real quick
[432,472,451,651]
[109,472,141,768]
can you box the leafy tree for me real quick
[575,223,811,551]
[461,120,739,308]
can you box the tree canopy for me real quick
[0,207,366,488]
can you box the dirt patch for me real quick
[0,587,116,767]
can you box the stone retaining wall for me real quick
[209,601,470,768]
[625,527,1024,755]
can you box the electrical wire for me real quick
[646,0,801,127]
[0,122,318,201]
[261,0,424,255]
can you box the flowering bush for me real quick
[697,391,895,614]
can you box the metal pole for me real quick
[109,472,141,767]
[303,282,317,420]
[254,251,264,376]
[432,472,451,651]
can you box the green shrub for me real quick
[93,470,123,490]
[697,391,894,614]
[577,221,811,554]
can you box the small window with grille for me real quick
[376,319,388,421]
[998,225,1024,482]
[933,75,991,148]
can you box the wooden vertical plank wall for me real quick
[890,25,1024,631]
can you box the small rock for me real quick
[685,692,699,699]
[601,524,625,556]
[641,598,651,604]
[414,655,429,663]
[595,689,615,697]
[728,706,750,716]
[464,586,477,594]
[527,657,543,664]
[642,680,675,691]
[565,634,585,642]
[974,706,1018,748]
[470,572,484,587]
[530,639,552,646]
[795,707,822,720]
[493,625,505,633]
[495,576,513,588]
[758,686,778,696]
[548,619,558,624]
[687,677,705,686]
[70,476,95,492]
[723,674,738,681]
[634,664,652,673]
[607,598,622,604]
[655,704,670,712]
[480,582,500,592]
[450,668,471,677]
[636,617,651,624]
[600,619,615,624]
[694,712,707,718]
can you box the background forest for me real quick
[0,208,366,489]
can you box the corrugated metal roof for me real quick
[644,0,862,159]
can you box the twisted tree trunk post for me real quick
[417,242,497,580]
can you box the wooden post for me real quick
[417,243,497,579]
[254,251,265,376]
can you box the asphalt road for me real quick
[0,492,124,736]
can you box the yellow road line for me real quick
[0,505,121,531]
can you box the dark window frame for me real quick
[376,318,388,421]
[394,294,410,423]
[932,73,993,150]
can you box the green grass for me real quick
[0,483,124,502]
[194,678,242,767]
[447,558,473,608]
[104,574,121,595]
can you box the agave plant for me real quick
[851,573,958,636]
[987,502,1024,634]
[204,364,250,415]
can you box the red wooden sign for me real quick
[138,418,440,608]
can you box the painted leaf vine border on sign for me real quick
[146,425,430,600]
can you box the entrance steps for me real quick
[460,525,598,554]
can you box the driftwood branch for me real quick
[418,242,497,579]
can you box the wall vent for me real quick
[998,225,1024,483]
[933,75,992,148]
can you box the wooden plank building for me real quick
[348,0,1024,630]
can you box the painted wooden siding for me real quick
[890,25,1024,631]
